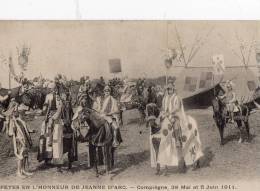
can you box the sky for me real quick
[0,21,259,88]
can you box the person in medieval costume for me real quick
[153,82,203,175]
[38,82,77,169]
[122,76,129,94]
[54,74,69,95]
[19,78,32,96]
[59,91,78,168]
[0,83,11,133]
[6,100,33,178]
[0,83,10,115]
[37,82,63,164]
[77,76,94,109]
[218,80,238,123]
[78,76,92,103]
[92,85,122,147]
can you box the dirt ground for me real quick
[0,108,259,189]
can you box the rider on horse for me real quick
[218,80,239,123]
[155,82,203,174]
[92,85,122,147]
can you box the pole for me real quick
[8,55,12,89]
[166,68,168,86]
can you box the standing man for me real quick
[37,82,63,164]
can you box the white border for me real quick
[0,0,260,20]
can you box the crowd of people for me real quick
[0,73,209,178]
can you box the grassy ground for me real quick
[0,109,259,189]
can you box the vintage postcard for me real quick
[0,20,259,191]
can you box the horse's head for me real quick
[212,88,226,114]
[77,99,105,131]
[253,86,260,104]
[146,103,161,134]
[146,103,160,124]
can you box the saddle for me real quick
[223,105,243,122]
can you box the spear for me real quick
[8,54,12,89]
[174,24,187,67]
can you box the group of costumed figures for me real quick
[0,73,209,178]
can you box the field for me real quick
[0,108,259,189]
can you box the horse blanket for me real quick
[150,95,203,168]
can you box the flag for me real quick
[164,58,172,69]
[212,54,225,75]
[17,45,30,71]
[166,48,177,60]
[109,59,121,73]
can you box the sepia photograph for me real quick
[0,20,259,190]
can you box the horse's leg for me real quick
[218,123,225,145]
[236,120,243,143]
[156,163,161,175]
[119,110,123,126]
[93,146,99,177]
[68,150,72,170]
[111,147,115,169]
[98,147,104,165]
[245,121,250,141]
[138,109,145,126]
[102,145,109,175]
[108,145,113,172]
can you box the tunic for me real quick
[93,95,119,124]
[150,93,203,167]
[38,92,63,162]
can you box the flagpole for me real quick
[8,55,12,89]
[212,68,215,96]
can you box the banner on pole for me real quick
[212,54,225,75]
[109,59,122,73]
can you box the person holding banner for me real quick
[154,82,203,175]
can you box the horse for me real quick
[118,82,148,126]
[146,101,203,174]
[0,86,50,111]
[212,87,260,145]
[74,107,121,177]
[145,103,161,172]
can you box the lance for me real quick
[8,54,12,89]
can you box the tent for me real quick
[174,66,223,109]
[217,28,260,104]
[166,23,222,109]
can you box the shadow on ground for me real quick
[110,150,149,179]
